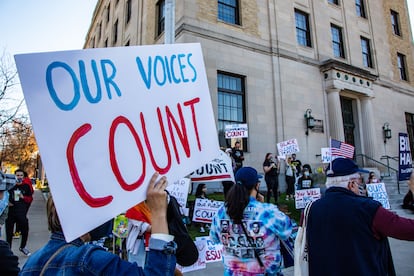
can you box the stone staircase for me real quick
[380,173,409,211]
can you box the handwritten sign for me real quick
[321,147,332,163]
[190,150,234,182]
[165,178,190,208]
[295,188,321,209]
[193,198,224,223]
[366,183,390,209]
[277,138,300,157]
[176,239,207,272]
[196,236,224,263]
[225,123,248,139]
[15,43,219,241]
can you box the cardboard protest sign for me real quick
[15,43,219,241]
[192,198,224,223]
[176,239,207,272]
[277,138,300,157]
[366,183,391,209]
[295,188,321,209]
[225,123,248,139]
[165,178,190,208]
[196,236,224,263]
[190,150,234,182]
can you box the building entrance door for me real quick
[340,97,355,146]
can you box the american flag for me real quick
[330,139,355,158]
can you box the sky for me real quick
[0,0,98,56]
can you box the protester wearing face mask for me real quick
[297,168,313,190]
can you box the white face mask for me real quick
[304,172,309,176]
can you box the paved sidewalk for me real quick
[4,189,414,274]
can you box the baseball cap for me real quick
[326,158,369,177]
[235,167,263,189]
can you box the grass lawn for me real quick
[186,192,301,240]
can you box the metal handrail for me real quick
[355,154,400,193]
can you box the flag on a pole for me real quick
[330,139,355,159]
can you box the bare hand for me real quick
[256,193,265,203]
[146,172,168,215]
[146,172,169,235]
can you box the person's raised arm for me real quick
[145,172,169,235]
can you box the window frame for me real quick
[360,36,373,68]
[391,10,401,36]
[405,112,414,155]
[331,24,345,58]
[295,9,312,47]
[126,0,132,25]
[355,0,366,18]
[217,71,247,150]
[218,0,240,25]
[397,53,408,81]
[157,0,165,36]
[113,19,118,44]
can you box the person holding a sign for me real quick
[307,158,414,276]
[20,172,178,275]
[231,141,244,173]
[210,167,292,275]
[263,153,280,204]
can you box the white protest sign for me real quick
[193,198,224,223]
[176,239,207,272]
[225,123,248,139]
[190,150,234,182]
[321,147,332,163]
[366,183,391,209]
[295,188,321,209]
[196,236,224,263]
[15,43,219,241]
[277,138,300,157]
[165,178,190,208]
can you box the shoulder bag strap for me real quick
[40,244,72,276]
[302,200,314,227]
[240,222,264,268]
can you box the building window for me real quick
[107,4,110,22]
[218,0,240,25]
[391,10,401,36]
[97,22,101,40]
[157,0,165,36]
[355,0,366,18]
[113,19,118,44]
[331,24,345,58]
[328,0,339,5]
[405,112,414,155]
[360,37,372,68]
[217,72,246,149]
[397,53,408,81]
[295,9,312,47]
[126,0,132,24]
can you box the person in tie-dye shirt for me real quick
[210,167,292,276]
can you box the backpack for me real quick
[166,192,199,266]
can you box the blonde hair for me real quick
[325,173,360,189]
[47,195,63,233]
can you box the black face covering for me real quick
[89,220,113,241]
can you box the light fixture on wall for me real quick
[304,108,315,136]
[382,123,392,143]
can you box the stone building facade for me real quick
[84,0,414,173]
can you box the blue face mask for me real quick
[304,172,310,177]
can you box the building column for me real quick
[360,97,376,159]
[326,89,345,141]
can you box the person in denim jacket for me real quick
[20,172,177,276]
